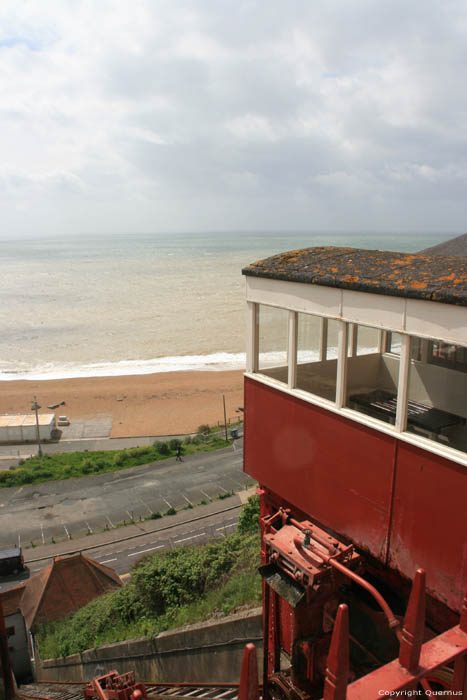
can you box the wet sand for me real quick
[0,370,244,438]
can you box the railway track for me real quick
[17,681,241,700]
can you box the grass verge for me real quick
[0,427,235,489]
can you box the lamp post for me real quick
[31,396,42,457]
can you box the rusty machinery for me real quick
[83,671,147,700]
[255,505,467,700]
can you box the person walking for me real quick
[176,444,183,462]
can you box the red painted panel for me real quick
[389,442,467,611]
[244,378,395,560]
[244,377,467,612]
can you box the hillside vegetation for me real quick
[0,426,233,488]
[36,495,261,659]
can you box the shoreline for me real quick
[0,369,244,438]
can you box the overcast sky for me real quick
[1,1,467,237]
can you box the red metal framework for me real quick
[236,582,467,699]
[83,672,147,700]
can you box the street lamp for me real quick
[31,396,42,457]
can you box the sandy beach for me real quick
[0,370,244,438]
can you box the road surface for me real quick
[0,443,249,549]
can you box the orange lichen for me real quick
[411,281,428,289]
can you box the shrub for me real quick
[81,460,94,474]
[150,512,162,519]
[197,424,210,436]
[155,441,169,455]
[165,506,176,516]
[237,494,260,534]
[18,472,34,484]
[131,533,248,616]
[113,453,125,466]
[183,436,193,445]
[169,438,182,451]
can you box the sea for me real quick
[0,230,457,381]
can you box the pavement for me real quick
[0,440,248,550]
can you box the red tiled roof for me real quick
[0,584,26,617]
[2,553,122,629]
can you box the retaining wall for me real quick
[36,608,262,684]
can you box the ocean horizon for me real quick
[0,230,458,381]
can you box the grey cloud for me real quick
[1,0,467,236]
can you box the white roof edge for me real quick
[245,276,467,346]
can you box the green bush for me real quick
[150,512,162,519]
[169,438,182,451]
[165,506,176,516]
[0,471,14,485]
[113,453,126,466]
[81,459,94,474]
[237,494,260,534]
[131,532,256,617]
[155,441,169,455]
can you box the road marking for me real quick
[219,486,228,493]
[229,479,243,489]
[216,524,236,531]
[200,490,211,500]
[128,545,164,557]
[139,498,153,515]
[63,524,71,540]
[183,495,193,506]
[174,532,206,544]
[40,524,45,544]
[99,558,117,564]
[105,515,115,528]
[125,510,133,520]
[162,498,172,508]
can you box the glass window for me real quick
[257,304,288,384]
[428,341,467,373]
[295,313,338,401]
[386,331,402,355]
[346,323,400,425]
[406,336,467,452]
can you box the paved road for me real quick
[0,496,248,592]
[0,443,249,550]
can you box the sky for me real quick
[1,0,467,237]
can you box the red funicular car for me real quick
[242,247,467,699]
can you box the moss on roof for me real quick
[242,246,467,306]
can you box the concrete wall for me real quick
[36,608,262,684]
[5,612,31,681]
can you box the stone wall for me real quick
[36,608,262,684]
